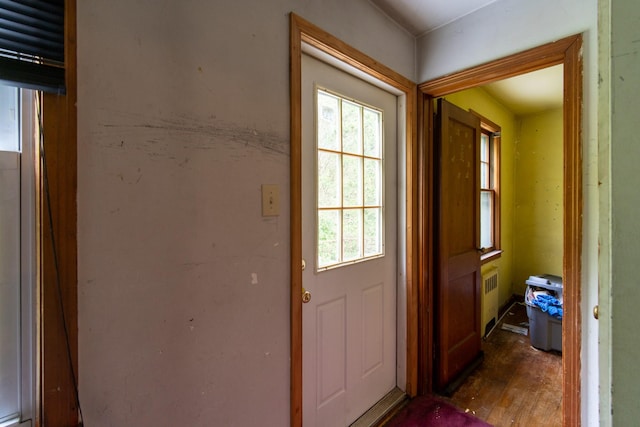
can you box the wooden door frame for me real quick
[289,13,418,427]
[418,34,583,426]
[39,0,79,425]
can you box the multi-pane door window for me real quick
[316,89,384,270]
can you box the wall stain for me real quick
[94,110,289,160]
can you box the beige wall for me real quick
[76,1,415,425]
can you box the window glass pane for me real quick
[317,91,340,151]
[343,209,363,261]
[342,100,362,155]
[0,151,20,419]
[364,158,381,206]
[364,208,382,257]
[315,89,384,270]
[318,151,341,208]
[342,154,362,207]
[0,85,19,152]
[363,107,381,158]
[480,162,489,189]
[318,210,341,267]
[480,133,489,162]
[480,190,493,249]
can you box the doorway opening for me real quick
[435,65,565,422]
[289,13,418,427]
[418,34,582,426]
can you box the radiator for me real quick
[481,267,499,337]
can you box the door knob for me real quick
[593,305,599,320]
[302,287,311,304]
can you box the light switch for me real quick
[262,184,279,216]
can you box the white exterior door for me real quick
[0,86,35,427]
[301,53,398,426]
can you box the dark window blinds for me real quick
[0,0,65,94]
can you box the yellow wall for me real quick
[444,88,517,307]
[443,89,564,306]
[513,108,563,293]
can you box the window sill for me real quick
[481,249,502,264]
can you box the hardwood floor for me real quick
[447,302,563,427]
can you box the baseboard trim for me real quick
[499,293,524,318]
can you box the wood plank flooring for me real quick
[446,302,563,427]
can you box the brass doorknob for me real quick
[302,287,311,304]
[593,305,599,320]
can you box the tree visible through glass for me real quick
[316,89,383,269]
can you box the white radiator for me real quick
[481,267,499,337]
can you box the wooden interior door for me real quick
[434,98,483,393]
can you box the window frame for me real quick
[314,87,386,271]
[0,86,37,427]
[470,110,501,263]
[20,88,37,427]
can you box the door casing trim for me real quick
[418,34,583,426]
[289,13,418,427]
[40,1,79,425]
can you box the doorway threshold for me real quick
[350,387,407,427]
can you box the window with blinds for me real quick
[0,0,65,93]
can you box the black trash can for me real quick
[524,274,563,352]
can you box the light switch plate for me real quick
[262,184,279,216]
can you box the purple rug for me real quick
[385,395,492,427]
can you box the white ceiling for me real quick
[370,0,500,36]
[482,65,564,116]
[369,0,564,115]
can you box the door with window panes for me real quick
[0,85,36,427]
[301,54,398,426]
